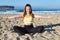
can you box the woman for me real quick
[3,4,51,35]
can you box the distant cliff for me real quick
[0,6,14,11]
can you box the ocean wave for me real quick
[33,11,60,14]
[0,11,60,14]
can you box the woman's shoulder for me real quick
[32,13,35,18]
[32,13,35,15]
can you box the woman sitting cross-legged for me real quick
[3,4,52,35]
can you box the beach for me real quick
[0,13,60,40]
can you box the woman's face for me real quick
[26,6,30,14]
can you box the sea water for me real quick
[0,9,60,14]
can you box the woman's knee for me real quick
[30,26,44,33]
[13,25,19,29]
[13,26,24,30]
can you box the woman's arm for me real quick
[3,14,23,19]
[34,14,52,18]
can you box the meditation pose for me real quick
[3,4,51,35]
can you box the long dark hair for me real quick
[23,4,34,18]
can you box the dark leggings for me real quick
[13,24,44,35]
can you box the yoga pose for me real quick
[3,4,51,35]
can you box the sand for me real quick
[0,13,60,40]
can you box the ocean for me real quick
[0,10,60,14]
[0,8,60,14]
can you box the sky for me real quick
[0,0,60,8]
